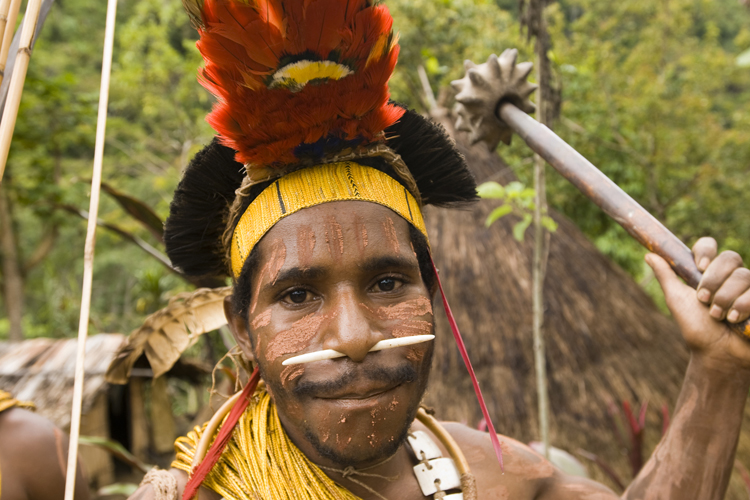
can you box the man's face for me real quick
[227,201,435,468]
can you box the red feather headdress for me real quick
[185,0,405,169]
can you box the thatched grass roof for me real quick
[422,111,750,497]
[0,333,208,430]
[0,334,124,428]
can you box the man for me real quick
[0,391,89,500]
[129,1,750,498]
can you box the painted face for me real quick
[229,201,434,468]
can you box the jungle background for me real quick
[1,0,750,496]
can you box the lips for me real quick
[291,361,418,402]
[316,381,401,401]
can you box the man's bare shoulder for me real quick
[0,407,64,468]
[0,407,90,500]
[0,406,55,436]
[440,422,618,500]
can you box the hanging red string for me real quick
[430,255,504,471]
[183,367,261,500]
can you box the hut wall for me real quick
[78,393,114,489]
[129,378,149,460]
[150,376,176,455]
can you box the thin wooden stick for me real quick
[0,0,13,60]
[531,7,553,461]
[63,0,118,498]
[0,0,21,83]
[0,0,41,184]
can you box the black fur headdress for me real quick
[165,106,477,279]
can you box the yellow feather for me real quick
[365,32,389,68]
[270,60,352,92]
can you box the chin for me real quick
[292,378,425,467]
[268,347,434,467]
[302,403,415,467]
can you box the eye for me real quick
[289,290,308,303]
[285,289,310,304]
[373,277,402,292]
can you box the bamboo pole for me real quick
[63,0,118,497]
[0,0,41,184]
[0,0,12,61]
[0,0,21,84]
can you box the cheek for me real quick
[251,309,272,330]
[405,346,421,362]
[279,365,305,389]
[264,313,326,363]
[366,297,434,338]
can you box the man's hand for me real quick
[646,237,750,370]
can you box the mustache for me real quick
[292,363,418,398]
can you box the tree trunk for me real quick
[0,186,23,341]
[527,0,554,459]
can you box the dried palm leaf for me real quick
[106,286,231,384]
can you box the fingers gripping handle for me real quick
[496,102,750,339]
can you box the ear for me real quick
[224,295,255,363]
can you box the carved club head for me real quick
[451,49,538,149]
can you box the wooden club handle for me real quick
[498,102,750,339]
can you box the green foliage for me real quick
[79,435,153,473]
[390,0,750,285]
[388,0,530,108]
[0,0,209,339]
[97,483,140,496]
[546,0,750,277]
[1,0,748,339]
[479,181,558,241]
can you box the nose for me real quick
[322,288,384,363]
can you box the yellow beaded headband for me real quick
[230,162,428,278]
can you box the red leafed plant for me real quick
[576,399,670,492]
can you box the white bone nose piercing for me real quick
[281,334,435,366]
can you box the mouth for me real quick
[316,381,402,401]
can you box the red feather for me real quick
[192,0,404,167]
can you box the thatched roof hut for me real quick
[422,110,750,497]
[0,334,122,428]
[0,334,208,489]
[0,334,126,488]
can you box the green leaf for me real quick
[79,435,153,473]
[477,181,505,199]
[737,47,750,68]
[99,182,164,243]
[541,216,559,232]
[485,204,512,227]
[520,188,536,199]
[97,483,140,496]
[513,215,533,242]
[505,181,524,194]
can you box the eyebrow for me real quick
[262,256,419,292]
[264,266,325,290]
[361,255,419,272]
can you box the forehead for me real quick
[256,201,414,260]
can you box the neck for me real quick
[315,444,416,500]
